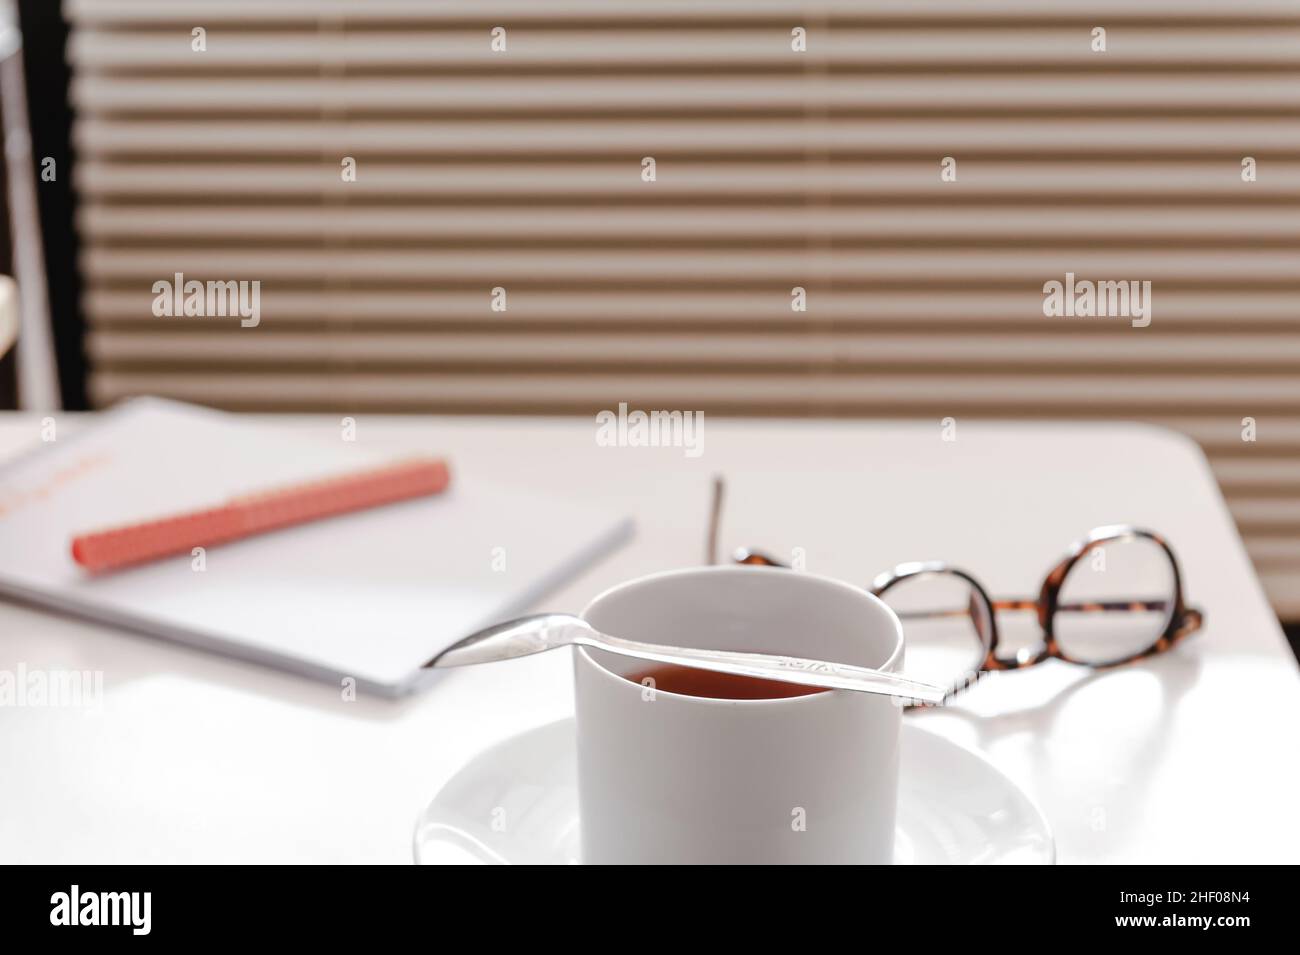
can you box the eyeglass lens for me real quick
[878,572,990,691]
[1053,536,1177,664]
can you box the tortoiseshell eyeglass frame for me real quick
[707,478,1204,700]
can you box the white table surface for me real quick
[0,413,1296,864]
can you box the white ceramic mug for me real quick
[575,565,904,864]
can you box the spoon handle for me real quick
[591,633,947,705]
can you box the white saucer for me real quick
[414,719,1054,865]
[416,717,1055,867]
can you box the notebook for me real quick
[0,398,633,694]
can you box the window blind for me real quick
[64,0,1300,614]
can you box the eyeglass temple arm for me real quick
[895,600,1205,638]
[707,475,724,566]
[1002,599,1173,613]
[894,600,1171,619]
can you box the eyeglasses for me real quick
[708,478,1204,701]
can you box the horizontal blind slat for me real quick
[72,118,1300,157]
[73,161,1300,199]
[69,74,1300,114]
[78,289,1300,325]
[68,28,1300,70]
[63,0,1300,25]
[83,331,1300,367]
[86,372,1300,407]
[78,247,1300,283]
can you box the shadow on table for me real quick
[911,648,1203,850]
